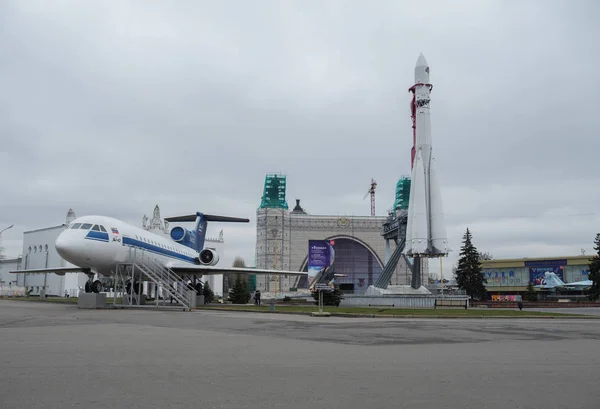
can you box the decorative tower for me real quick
[393,176,411,216]
[255,174,292,293]
[143,205,168,234]
[65,208,76,225]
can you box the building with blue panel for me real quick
[480,255,592,299]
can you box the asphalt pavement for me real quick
[1,300,599,409]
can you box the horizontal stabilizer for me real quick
[203,214,250,223]
[165,213,249,223]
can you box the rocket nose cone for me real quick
[415,53,430,83]
[416,53,428,68]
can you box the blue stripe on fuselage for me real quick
[122,236,197,264]
[86,231,109,242]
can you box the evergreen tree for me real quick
[225,256,247,294]
[525,282,537,302]
[229,274,251,304]
[587,233,600,301]
[455,228,488,300]
[311,286,344,307]
[203,280,214,303]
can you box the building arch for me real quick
[297,235,384,293]
[298,235,384,272]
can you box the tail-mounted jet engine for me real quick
[198,248,219,266]
[170,226,197,248]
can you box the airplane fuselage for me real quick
[11,211,307,297]
[56,216,200,277]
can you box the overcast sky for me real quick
[1,0,599,277]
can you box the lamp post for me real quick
[0,224,13,260]
[1,224,14,286]
[0,224,13,237]
[43,245,49,297]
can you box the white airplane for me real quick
[534,272,593,290]
[11,211,307,294]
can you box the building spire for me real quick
[65,208,76,225]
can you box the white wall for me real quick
[15,225,88,297]
[0,258,22,285]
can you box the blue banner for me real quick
[524,259,567,267]
[307,240,335,279]
[529,266,564,285]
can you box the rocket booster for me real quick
[405,54,449,257]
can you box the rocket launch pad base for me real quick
[364,285,432,296]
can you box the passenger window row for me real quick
[67,222,192,257]
[133,234,192,257]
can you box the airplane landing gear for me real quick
[92,280,103,293]
[84,278,103,293]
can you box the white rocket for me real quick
[404,54,450,257]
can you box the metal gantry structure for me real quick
[375,175,425,290]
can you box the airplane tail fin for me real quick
[165,212,249,252]
[545,272,565,287]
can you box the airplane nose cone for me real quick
[55,233,74,262]
[54,233,67,258]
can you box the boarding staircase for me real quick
[131,251,196,310]
[373,237,406,289]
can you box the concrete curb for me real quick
[195,307,600,319]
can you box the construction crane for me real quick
[363,178,377,216]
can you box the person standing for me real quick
[254,289,261,306]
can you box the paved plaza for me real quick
[1,301,599,409]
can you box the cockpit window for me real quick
[91,225,101,231]
[99,226,107,232]
[71,223,82,229]
[80,223,93,230]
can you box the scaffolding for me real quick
[393,176,411,211]
[259,174,289,209]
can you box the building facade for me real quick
[0,257,22,286]
[254,174,420,294]
[481,255,592,298]
[13,217,88,297]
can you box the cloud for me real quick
[1,0,599,277]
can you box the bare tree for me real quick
[232,256,246,267]
[224,256,248,293]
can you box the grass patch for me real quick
[4,298,592,318]
[196,304,588,318]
